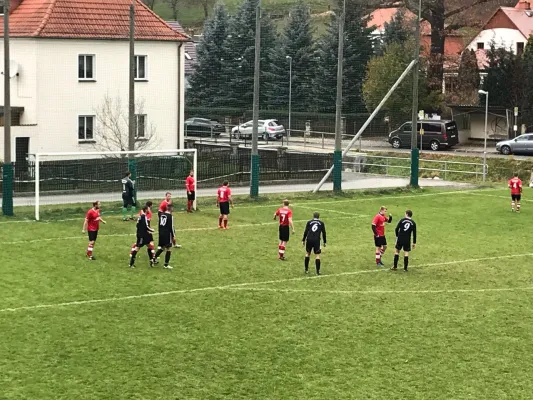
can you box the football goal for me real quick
[32,149,197,221]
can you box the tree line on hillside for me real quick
[187,0,533,129]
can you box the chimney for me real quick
[9,0,23,12]
[516,1,531,10]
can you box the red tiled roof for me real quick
[0,0,188,41]
[499,6,533,38]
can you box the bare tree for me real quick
[93,94,159,155]
[198,0,214,19]
[164,0,179,20]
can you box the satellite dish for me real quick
[9,60,19,78]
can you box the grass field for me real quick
[2,187,533,399]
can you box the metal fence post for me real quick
[322,133,325,149]
[444,161,447,181]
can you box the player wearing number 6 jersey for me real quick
[509,173,522,212]
[217,181,233,229]
[302,212,327,275]
[392,210,417,272]
[273,200,295,261]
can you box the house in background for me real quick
[166,21,196,90]
[466,0,533,68]
[0,0,188,164]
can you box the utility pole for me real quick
[3,0,13,216]
[128,1,135,154]
[333,0,345,192]
[250,0,261,198]
[409,0,422,188]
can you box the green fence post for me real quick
[2,163,14,216]
[333,150,342,192]
[410,148,419,188]
[250,154,259,198]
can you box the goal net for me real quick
[32,149,197,221]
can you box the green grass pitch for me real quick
[2,187,533,399]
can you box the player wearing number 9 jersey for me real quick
[509,173,522,212]
[273,200,295,261]
[302,212,327,275]
[217,181,233,229]
[392,210,417,272]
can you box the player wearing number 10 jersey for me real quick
[509,173,522,212]
[273,200,295,261]
[392,210,417,272]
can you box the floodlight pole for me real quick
[3,0,14,216]
[479,90,489,182]
[250,0,261,197]
[286,55,292,143]
[409,0,422,188]
[333,0,345,192]
[128,1,136,154]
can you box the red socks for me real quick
[279,245,286,259]
[223,219,228,228]
[187,200,192,212]
[375,251,381,264]
[87,244,94,257]
[218,216,223,227]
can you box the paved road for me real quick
[189,135,529,160]
[7,175,473,208]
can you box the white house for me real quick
[466,0,533,65]
[0,0,188,164]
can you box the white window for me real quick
[78,55,95,80]
[136,114,146,139]
[78,116,95,141]
[134,55,147,80]
[477,42,484,50]
[0,4,4,15]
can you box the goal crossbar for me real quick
[34,148,197,221]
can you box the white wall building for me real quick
[0,0,188,165]
[466,0,533,66]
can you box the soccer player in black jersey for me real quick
[392,210,417,272]
[302,212,327,275]
[121,171,136,221]
[129,204,155,268]
[154,204,175,270]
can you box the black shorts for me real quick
[88,230,98,242]
[136,234,153,248]
[305,240,321,255]
[279,225,290,242]
[158,233,173,249]
[374,236,387,247]
[512,194,521,201]
[395,238,411,252]
[122,195,135,208]
[187,191,196,201]
[219,202,230,215]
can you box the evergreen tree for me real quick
[187,2,230,108]
[521,36,533,129]
[363,42,441,128]
[481,43,525,108]
[221,0,278,109]
[382,9,410,48]
[263,1,315,111]
[449,49,480,105]
[312,0,375,113]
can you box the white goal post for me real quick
[33,149,197,221]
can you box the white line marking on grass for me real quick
[468,193,533,202]
[1,252,533,313]
[225,286,533,295]
[0,216,357,246]
[297,204,367,217]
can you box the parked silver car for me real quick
[231,119,286,140]
[496,134,533,155]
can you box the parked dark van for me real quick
[388,120,459,151]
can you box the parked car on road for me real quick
[185,118,224,137]
[231,119,285,140]
[388,120,459,151]
[496,133,533,155]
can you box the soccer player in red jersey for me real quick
[185,170,196,213]
[273,199,295,260]
[217,181,233,229]
[158,192,172,217]
[509,173,523,212]
[82,201,106,260]
[371,206,392,267]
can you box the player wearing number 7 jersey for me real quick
[392,210,417,272]
[509,173,522,212]
[273,200,295,260]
